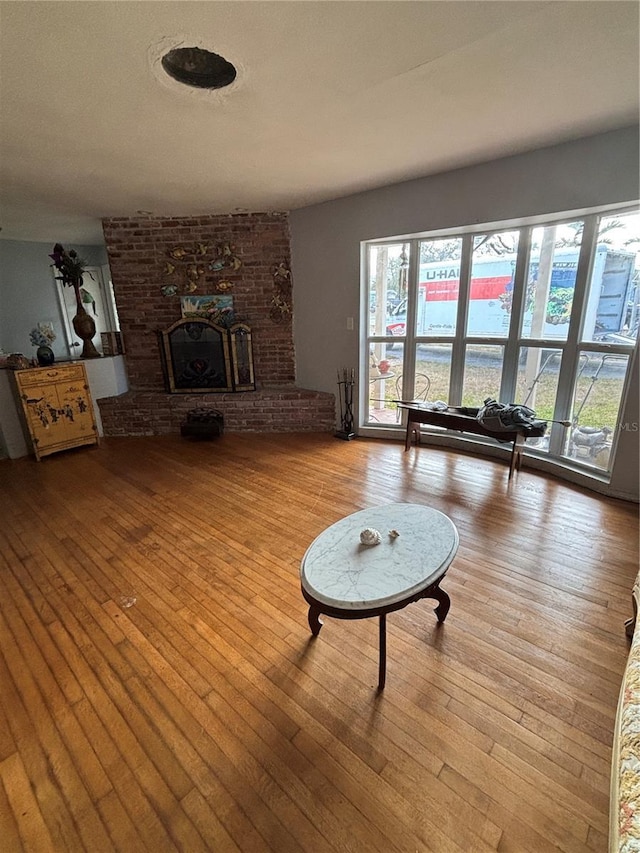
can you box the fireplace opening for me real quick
[159,319,254,393]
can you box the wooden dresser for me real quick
[13,363,99,461]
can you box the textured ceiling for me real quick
[0,1,638,244]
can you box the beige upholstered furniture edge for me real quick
[609,572,640,851]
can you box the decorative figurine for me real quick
[210,242,242,272]
[273,262,291,282]
[270,260,292,322]
[186,264,205,282]
[270,293,291,318]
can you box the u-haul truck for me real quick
[387,246,637,340]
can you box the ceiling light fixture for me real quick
[161,46,236,90]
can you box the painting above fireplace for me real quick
[159,318,255,393]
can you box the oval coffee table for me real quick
[300,503,458,690]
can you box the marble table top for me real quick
[301,503,458,610]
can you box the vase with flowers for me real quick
[30,322,56,366]
[49,243,100,358]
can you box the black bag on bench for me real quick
[477,398,547,435]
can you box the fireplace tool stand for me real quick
[335,368,355,440]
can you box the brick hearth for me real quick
[98,212,335,435]
[99,388,335,435]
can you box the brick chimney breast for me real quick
[99,213,335,435]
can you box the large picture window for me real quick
[362,206,639,478]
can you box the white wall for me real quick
[289,127,640,500]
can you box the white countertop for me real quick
[301,503,458,610]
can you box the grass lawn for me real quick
[373,350,627,429]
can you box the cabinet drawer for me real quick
[15,364,86,388]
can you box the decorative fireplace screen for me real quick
[159,319,255,393]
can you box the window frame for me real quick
[360,204,639,481]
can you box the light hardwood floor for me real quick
[0,433,638,852]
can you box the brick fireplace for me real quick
[97,212,335,435]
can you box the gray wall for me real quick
[0,240,108,360]
[289,126,639,500]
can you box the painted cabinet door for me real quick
[20,379,68,450]
[56,373,96,443]
[14,364,99,460]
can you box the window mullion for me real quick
[449,234,473,405]
[501,227,531,402]
[361,243,374,423]
[549,215,598,455]
[402,240,420,400]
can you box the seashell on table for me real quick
[359,527,382,546]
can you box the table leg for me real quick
[432,584,451,623]
[405,417,420,451]
[308,607,323,636]
[378,613,387,690]
[509,433,525,479]
[516,433,525,471]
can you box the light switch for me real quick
[346,317,354,330]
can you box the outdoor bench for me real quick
[398,403,547,480]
